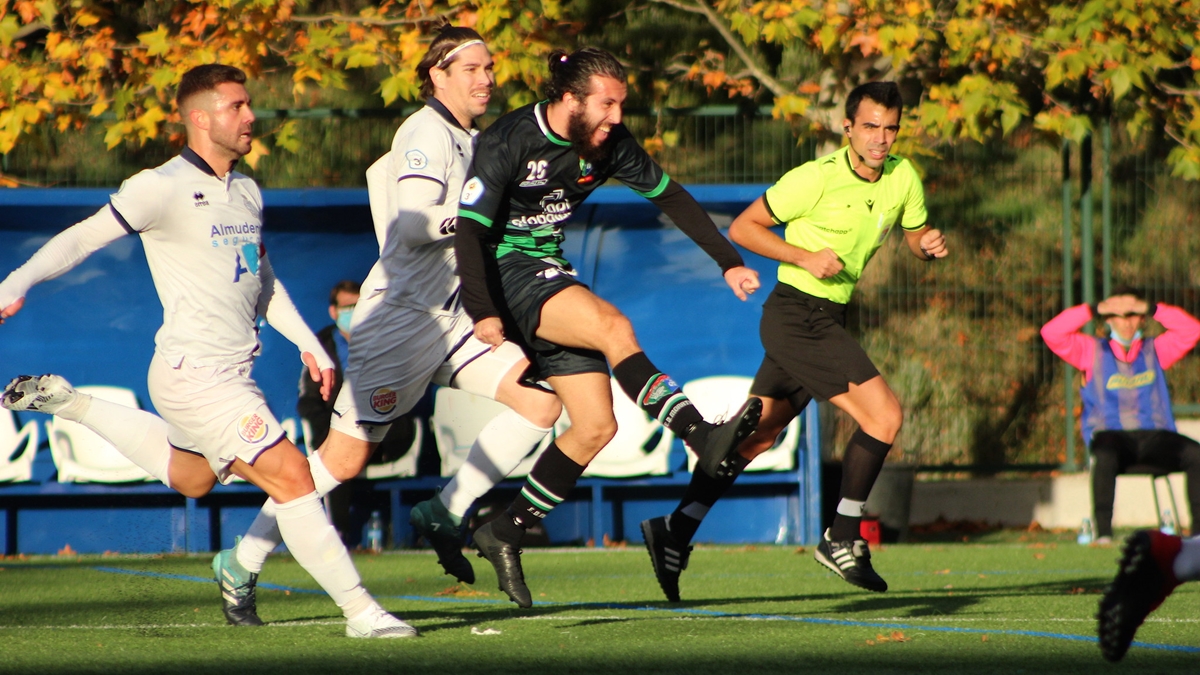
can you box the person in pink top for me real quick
[1041,286,1200,543]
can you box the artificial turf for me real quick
[0,540,1195,674]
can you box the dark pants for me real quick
[1090,429,1200,537]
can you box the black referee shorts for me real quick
[749,283,880,410]
[497,252,609,379]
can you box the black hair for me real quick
[176,64,247,109]
[543,47,625,102]
[417,22,486,99]
[844,81,903,124]
[1107,284,1144,301]
[328,280,361,306]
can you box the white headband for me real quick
[435,40,486,69]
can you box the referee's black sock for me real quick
[667,454,750,543]
[612,352,705,437]
[828,429,892,541]
[498,442,586,544]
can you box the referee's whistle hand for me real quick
[724,266,760,301]
[474,317,505,351]
[0,297,24,325]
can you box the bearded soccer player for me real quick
[454,46,763,608]
[215,25,563,623]
[641,81,948,601]
[0,65,414,638]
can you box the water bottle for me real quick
[366,511,384,553]
[1077,517,1094,545]
[1161,509,1177,536]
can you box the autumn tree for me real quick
[648,0,1200,176]
[0,0,565,173]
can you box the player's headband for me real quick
[435,40,486,69]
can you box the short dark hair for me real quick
[544,47,625,102]
[845,81,903,123]
[417,23,486,99]
[328,280,361,307]
[176,64,247,110]
[1107,285,1144,302]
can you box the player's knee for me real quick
[173,472,216,498]
[573,419,618,452]
[516,395,562,429]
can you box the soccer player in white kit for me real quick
[0,64,415,638]
[216,25,562,622]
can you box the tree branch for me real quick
[649,0,789,98]
[290,10,457,26]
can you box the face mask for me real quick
[336,308,354,334]
[1107,322,1141,348]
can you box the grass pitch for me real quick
[1,539,1196,674]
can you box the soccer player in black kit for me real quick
[455,47,762,607]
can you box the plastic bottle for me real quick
[367,511,384,553]
[1077,517,1094,545]
[1161,509,1177,536]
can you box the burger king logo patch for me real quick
[237,413,268,444]
[371,387,398,415]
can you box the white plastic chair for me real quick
[0,409,40,482]
[574,378,673,477]
[47,385,154,483]
[681,375,798,473]
[431,387,549,479]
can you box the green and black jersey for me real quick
[763,145,927,304]
[455,101,743,322]
[457,101,668,265]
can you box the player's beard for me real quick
[567,109,613,164]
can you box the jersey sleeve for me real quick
[896,160,929,231]
[607,126,669,198]
[457,128,515,229]
[762,162,823,224]
[107,169,166,233]
[391,121,453,186]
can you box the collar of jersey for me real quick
[534,101,571,147]
[426,96,473,133]
[839,145,895,184]
[181,146,220,178]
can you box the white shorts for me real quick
[330,295,528,443]
[148,352,286,485]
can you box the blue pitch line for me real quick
[90,566,1200,655]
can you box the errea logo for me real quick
[193,192,210,207]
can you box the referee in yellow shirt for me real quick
[641,82,948,600]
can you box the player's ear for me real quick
[430,65,446,91]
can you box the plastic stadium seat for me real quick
[46,385,154,483]
[681,375,799,473]
[0,409,40,483]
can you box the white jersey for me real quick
[365,99,477,315]
[109,149,270,366]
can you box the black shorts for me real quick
[749,283,880,409]
[497,252,609,379]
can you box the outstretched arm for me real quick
[0,205,129,323]
[257,254,336,399]
[648,180,759,300]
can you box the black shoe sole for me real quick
[1098,531,1159,662]
[696,398,762,478]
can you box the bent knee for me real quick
[514,395,563,429]
[174,474,216,499]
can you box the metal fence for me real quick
[4,109,1199,470]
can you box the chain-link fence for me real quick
[5,109,1199,470]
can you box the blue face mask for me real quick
[1107,322,1141,348]
[336,308,354,335]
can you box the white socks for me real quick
[273,490,374,619]
[70,394,172,487]
[440,410,551,518]
[836,498,867,517]
[1174,535,1200,582]
[237,453,342,573]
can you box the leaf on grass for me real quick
[436,585,492,598]
[981,634,989,642]
[1033,553,1046,560]
[934,568,951,575]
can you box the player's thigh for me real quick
[437,329,562,428]
[149,353,288,486]
[537,286,637,354]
